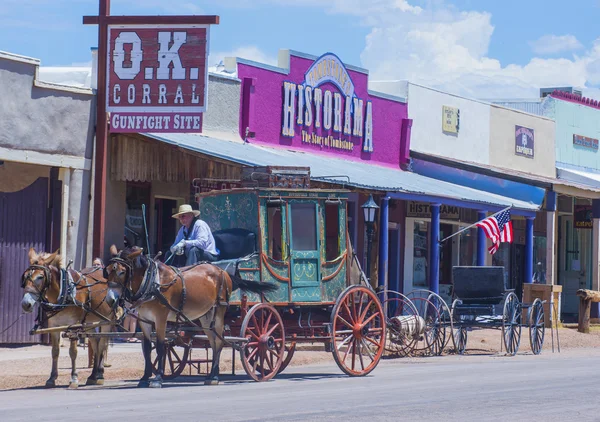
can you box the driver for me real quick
[169,204,219,266]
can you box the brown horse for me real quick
[20,248,117,388]
[104,245,278,388]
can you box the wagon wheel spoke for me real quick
[246,327,260,341]
[337,333,354,351]
[251,313,260,334]
[362,311,379,326]
[364,335,382,349]
[357,339,365,370]
[359,298,374,323]
[266,322,281,337]
[263,311,273,333]
[335,315,354,330]
[351,293,359,326]
[356,291,365,321]
[360,338,376,361]
[246,345,259,362]
[342,302,355,325]
[340,335,354,362]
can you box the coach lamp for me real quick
[362,194,380,283]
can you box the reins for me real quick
[109,254,237,348]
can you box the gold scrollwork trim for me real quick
[261,253,290,282]
[322,250,348,281]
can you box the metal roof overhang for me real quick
[143,133,540,216]
[412,151,600,199]
[556,165,600,199]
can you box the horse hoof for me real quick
[204,379,219,386]
[149,380,162,389]
[137,380,150,388]
[96,379,104,385]
[45,380,56,388]
[86,378,99,386]
[104,363,112,368]
[68,382,79,389]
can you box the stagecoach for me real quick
[131,167,388,382]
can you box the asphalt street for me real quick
[1,349,600,422]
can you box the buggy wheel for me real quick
[240,303,285,382]
[151,339,190,380]
[450,299,467,355]
[383,297,418,357]
[277,342,296,374]
[502,292,522,356]
[331,285,386,376]
[411,297,444,357]
[528,299,545,355]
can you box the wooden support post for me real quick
[576,289,600,333]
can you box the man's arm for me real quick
[170,227,184,250]
[184,220,210,250]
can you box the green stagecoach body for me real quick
[197,187,351,305]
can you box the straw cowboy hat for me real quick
[172,204,200,219]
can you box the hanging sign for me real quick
[107,25,209,133]
[407,202,460,220]
[573,134,599,151]
[442,106,460,134]
[515,125,534,158]
[574,205,593,229]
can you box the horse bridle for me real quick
[21,264,53,303]
[105,257,134,300]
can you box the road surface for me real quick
[1,348,599,421]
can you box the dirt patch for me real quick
[0,326,598,391]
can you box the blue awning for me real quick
[411,158,545,209]
[143,132,540,215]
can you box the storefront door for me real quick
[559,216,592,317]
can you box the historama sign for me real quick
[107,25,210,133]
[234,51,410,167]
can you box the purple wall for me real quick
[236,52,409,167]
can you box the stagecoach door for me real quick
[288,201,321,302]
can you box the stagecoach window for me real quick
[325,203,340,260]
[291,203,317,251]
[267,205,283,260]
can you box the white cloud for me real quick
[343,0,600,99]
[529,34,584,55]
[209,45,278,68]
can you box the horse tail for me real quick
[229,273,278,294]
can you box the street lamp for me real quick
[362,194,379,283]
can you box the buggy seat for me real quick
[211,228,258,274]
[452,266,506,305]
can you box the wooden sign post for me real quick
[83,0,219,258]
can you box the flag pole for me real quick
[438,204,513,244]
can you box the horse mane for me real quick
[118,246,148,269]
[29,250,64,268]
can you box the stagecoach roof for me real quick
[144,132,540,215]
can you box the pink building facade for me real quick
[226,50,411,168]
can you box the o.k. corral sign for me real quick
[107,25,209,133]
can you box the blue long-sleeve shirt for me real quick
[172,219,219,255]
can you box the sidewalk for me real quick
[0,342,142,362]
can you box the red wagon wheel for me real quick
[240,303,286,382]
[151,339,190,380]
[331,285,386,376]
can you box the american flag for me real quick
[476,209,513,254]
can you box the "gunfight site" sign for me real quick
[106,25,209,133]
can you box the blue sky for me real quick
[1,0,600,98]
